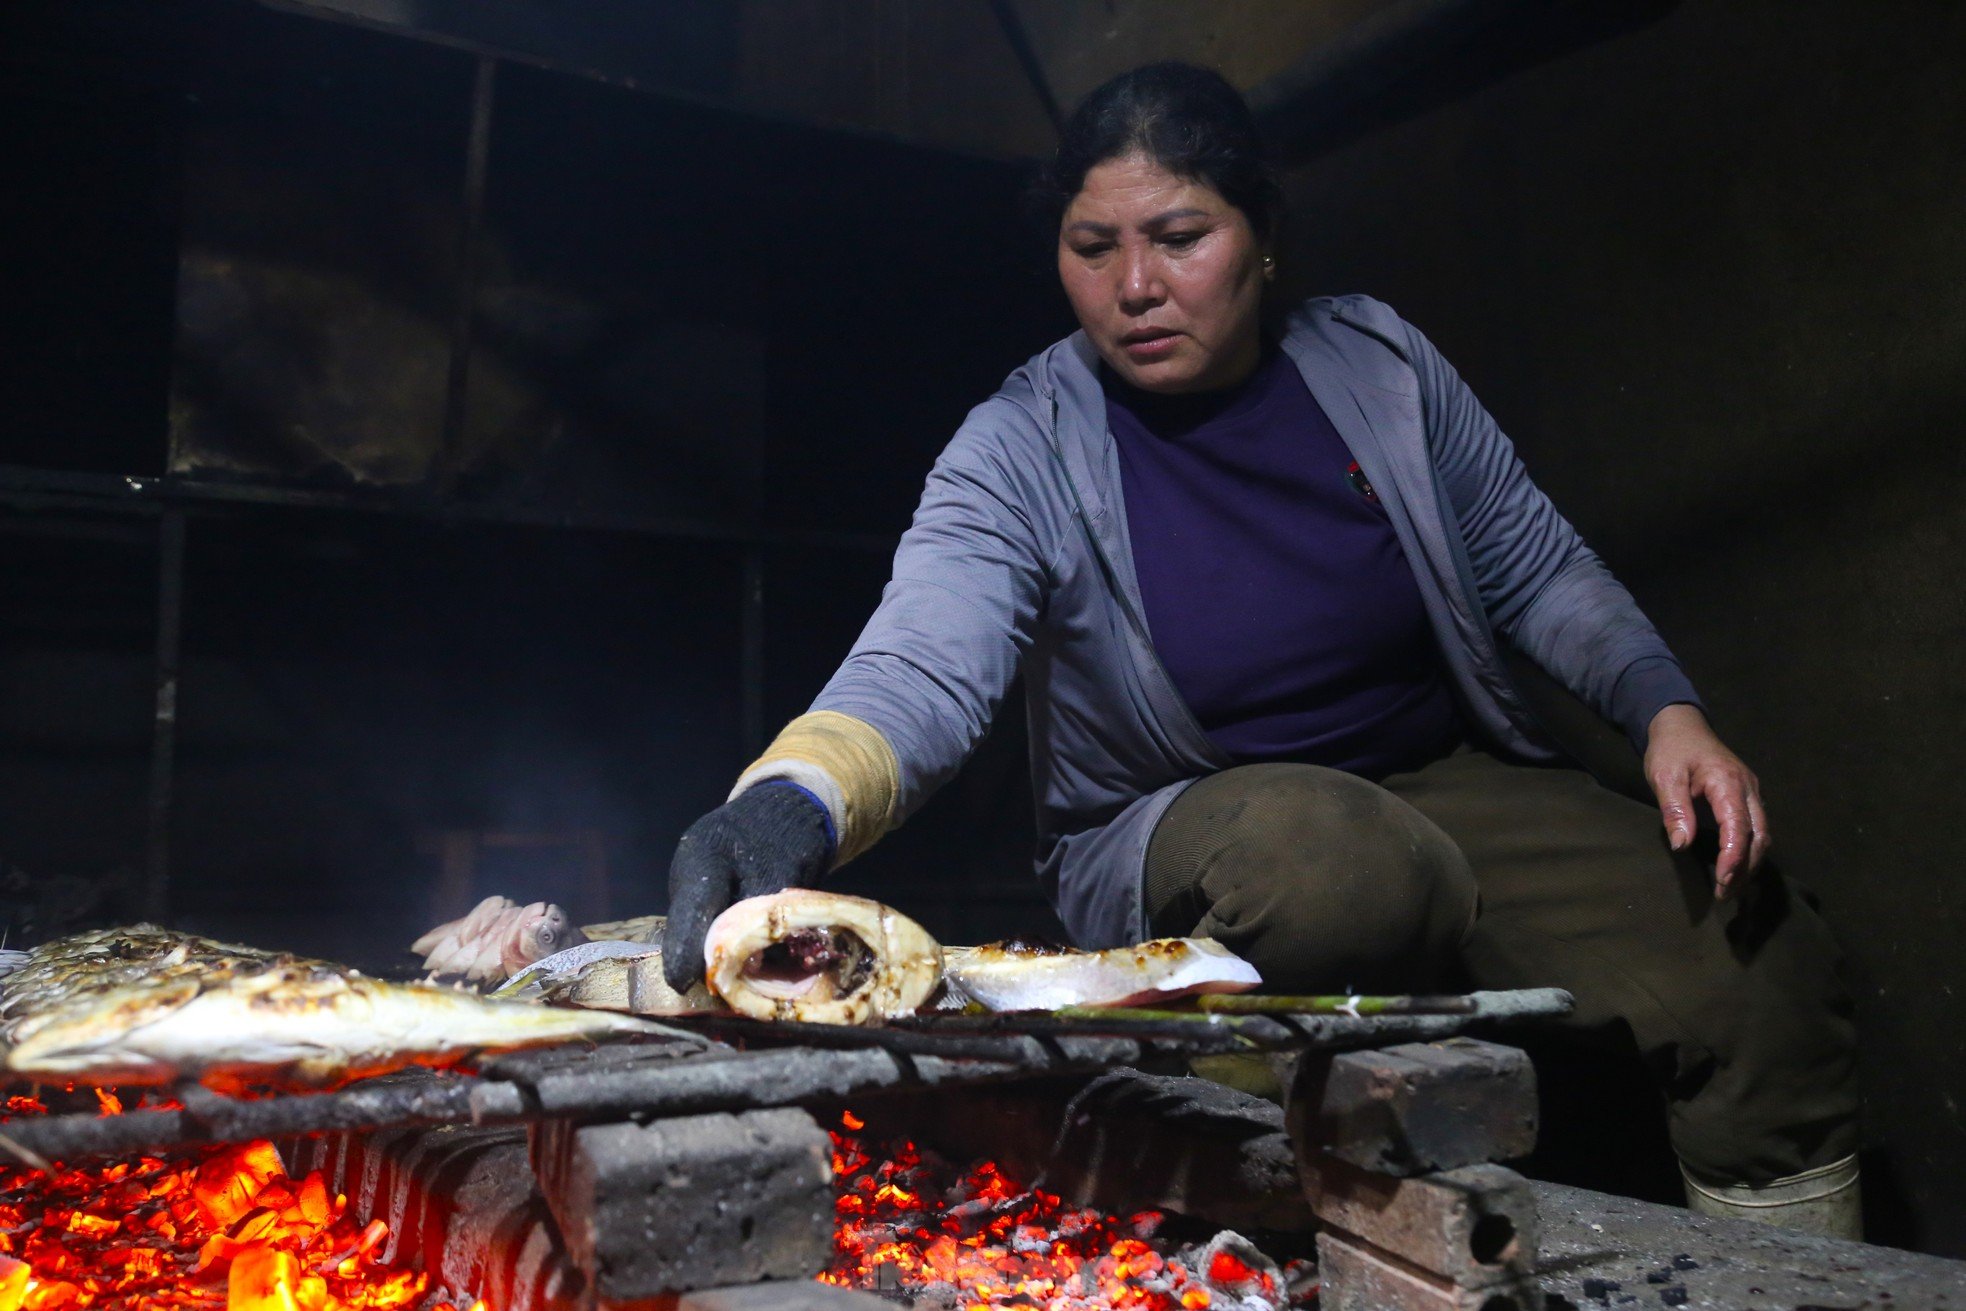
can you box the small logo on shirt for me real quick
[1345,461,1379,502]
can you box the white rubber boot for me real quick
[1680,1154,1862,1240]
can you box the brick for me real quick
[1306,1158,1538,1284]
[1289,1039,1537,1176]
[1317,1231,1539,1311]
[531,1108,834,1299]
[679,1281,894,1311]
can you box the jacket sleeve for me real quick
[806,397,1055,826]
[1396,314,1702,749]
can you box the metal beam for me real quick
[141,509,187,922]
[0,464,895,556]
[986,0,1064,139]
[437,56,497,497]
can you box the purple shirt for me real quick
[1105,346,1462,778]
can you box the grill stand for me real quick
[1291,1039,1542,1311]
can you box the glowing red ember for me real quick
[819,1112,1306,1311]
[0,1094,484,1311]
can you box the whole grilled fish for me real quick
[0,926,681,1090]
[411,895,585,983]
[942,938,1261,1011]
[704,890,942,1025]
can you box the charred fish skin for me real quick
[1,927,684,1090]
[704,889,942,1026]
[0,924,277,1049]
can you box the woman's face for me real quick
[1057,152,1269,395]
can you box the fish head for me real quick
[511,902,579,970]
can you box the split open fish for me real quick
[703,890,942,1025]
[0,925,678,1090]
[942,937,1261,1012]
[410,895,586,983]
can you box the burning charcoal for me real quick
[1193,1230,1285,1304]
[827,1115,1296,1310]
[0,1120,440,1308]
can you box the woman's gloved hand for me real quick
[661,781,835,993]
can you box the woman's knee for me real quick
[1150,764,1478,992]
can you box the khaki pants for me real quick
[1144,749,1859,1184]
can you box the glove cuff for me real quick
[730,711,899,867]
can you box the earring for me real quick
[1262,254,1277,280]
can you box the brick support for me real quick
[531,1108,835,1300]
[1307,1158,1539,1285]
[1290,1038,1537,1177]
[1317,1231,1539,1311]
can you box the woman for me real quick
[662,63,1858,1235]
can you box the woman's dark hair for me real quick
[1032,61,1283,241]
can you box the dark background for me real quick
[2,0,1961,1257]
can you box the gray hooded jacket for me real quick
[811,295,1697,948]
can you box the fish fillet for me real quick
[943,938,1260,1011]
[0,926,681,1089]
[703,890,941,1025]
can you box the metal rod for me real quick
[985,0,1064,136]
[438,55,497,497]
[0,1036,1155,1165]
[894,990,1573,1049]
[141,508,187,922]
[1197,994,1478,1016]
[1198,989,1574,1019]
[0,464,896,554]
[680,1012,1250,1058]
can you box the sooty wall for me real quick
[1267,0,1964,1255]
[0,1,1070,961]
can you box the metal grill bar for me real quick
[0,1032,1154,1165]
[0,989,1571,1165]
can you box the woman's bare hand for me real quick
[1643,704,1770,899]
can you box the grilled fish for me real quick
[942,938,1261,1011]
[533,949,726,1016]
[495,938,666,996]
[1,926,680,1090]
[578,914,666,943]
[410,895,585,983]
[703,890,942,1025]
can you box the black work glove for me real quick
[662,781,834,992]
